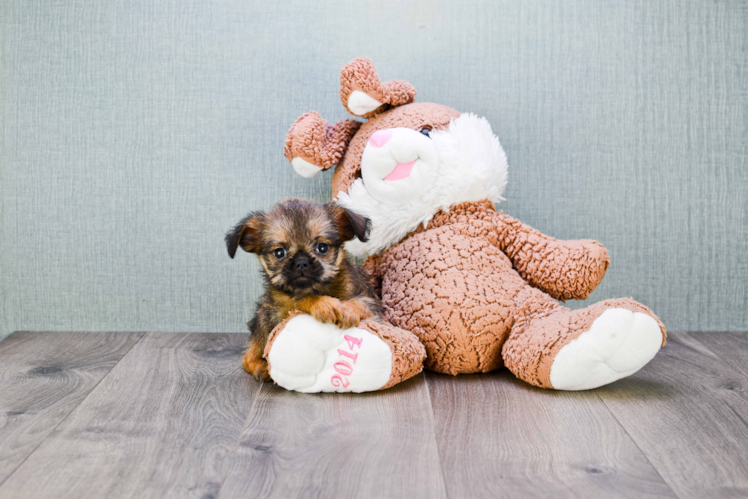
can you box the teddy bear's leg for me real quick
[502,289,666,390]
[262,313,426,393]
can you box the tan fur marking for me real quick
[258,256,271,276]
[336,298,374,329]
[335,247,345,266]
[296,295,374,330]
[265,218,291,247]
[243,336,270,382]
[306,213,332,242]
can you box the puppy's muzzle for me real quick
[293,255,311,271]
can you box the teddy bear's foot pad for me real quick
[266,315,393,393]
[549,308,662,391]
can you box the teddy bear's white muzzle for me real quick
[360,127,439,204]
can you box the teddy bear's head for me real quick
[285,58,508,257]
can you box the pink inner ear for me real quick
[369,130,392,148]
[384,160,416,181]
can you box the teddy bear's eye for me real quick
[420,128,432,137]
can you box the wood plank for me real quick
[0,332,260,498]
[597,332,748,498]
[0,331,144,486]
[219,373,446,499]
[696,332,748,378]
[427,370,675,499]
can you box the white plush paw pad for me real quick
[267,315,393,393]
[550,308,662,391]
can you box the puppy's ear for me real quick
[326,203,371,243]
[225,212,265,258]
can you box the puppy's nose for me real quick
[294,256,310,270]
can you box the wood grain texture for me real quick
[219,373,446,499]
[427,370,674,499]
[597,332,748,498]
[0,332,259,499]
[1,331,747,498]
[0,331,143,486]
[696,332,748,378]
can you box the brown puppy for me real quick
[226,198,381,381]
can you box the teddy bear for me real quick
[266,57,666,392]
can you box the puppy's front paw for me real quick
[337,300,374,329]
[309,296,344,326]
[243,352,271,382]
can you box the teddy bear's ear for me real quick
[340,57,416,118]
[284,111,362,178]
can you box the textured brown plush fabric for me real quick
[359,318,427,389]
[263,311,426,390]
[363,201,666,376]
[283,57,667,390]
[492,211,610,301]
[283,111,361,170]
[339,57,416,118]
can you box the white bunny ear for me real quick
[291,157,323,178]
[284,112,362,176]
[346,91,384,116]
[339,58,416,118]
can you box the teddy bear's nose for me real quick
[369,129,392,148]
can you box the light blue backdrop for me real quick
[1,0,745,339]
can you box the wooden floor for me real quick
[0,331,746,498]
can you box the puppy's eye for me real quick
[420,128,431,137]
[273,248,287,259]
[315,242,329,255]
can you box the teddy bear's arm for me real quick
[491,211,610,301]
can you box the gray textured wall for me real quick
[1,0,745,339]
